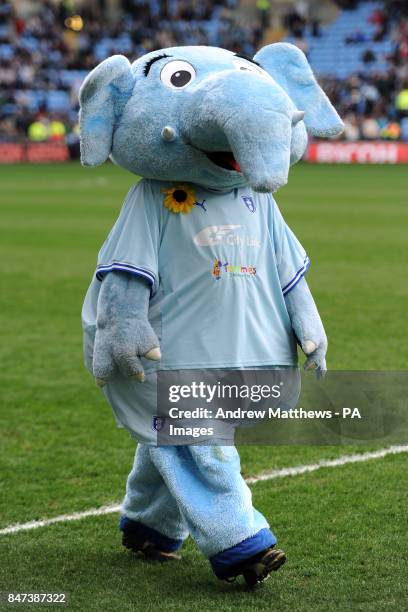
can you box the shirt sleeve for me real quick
[95,180,161,293]
[270,197,310,296]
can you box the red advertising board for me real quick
[26,143,69,163]
[0,143,25,163]
[1,141,408,164]
[306,141,408,164]
[0,142,69,163]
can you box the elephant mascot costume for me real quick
[80,43,343,586]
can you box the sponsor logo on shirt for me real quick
[194,225,260,249]
[242,196,256,213]
[212,259,257,280]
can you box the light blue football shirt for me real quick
[82,178,309,372]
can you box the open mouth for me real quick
[202,150,242,173]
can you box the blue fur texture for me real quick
[121,444,275,562]
[284,276,328,376]
[93,271,159,383]
[80,43,340,382]
[80,43,339,568]
[79,44,343,192]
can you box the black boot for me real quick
[122,531,181,562]
[223,546,286,587]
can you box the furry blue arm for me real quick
[284,277,327,377]
[93,271,160,386]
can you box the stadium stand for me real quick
[0,0,263,146]
[285,1,408,141]
[0,0,408,151]
[287,2,393,78]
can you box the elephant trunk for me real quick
[182,71,294,192]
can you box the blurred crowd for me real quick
[0,0,263,144]
[338,1,408,141]
[1,0,408,144]
[287,0,408,141]
[322,72,408,142]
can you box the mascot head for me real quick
[79,43,343,193]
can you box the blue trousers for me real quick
[121,444,276,578]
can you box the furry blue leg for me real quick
[149,445,276,574]
[121,444,189,551]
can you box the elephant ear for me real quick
[79,55,135,166]
[254,43,344,138]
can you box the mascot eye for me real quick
[160,60,196,89]
[233,59,263,75]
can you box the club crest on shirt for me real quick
[242,196,256,213]
[152,416,166,431]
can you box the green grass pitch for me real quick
[0,162,407,610]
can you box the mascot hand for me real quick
[93,271,160,387]
[284,277,327,379]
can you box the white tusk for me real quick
[161,126,176,142]
[292,110,305,126]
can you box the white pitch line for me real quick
[1,445,407,536]
[245,444,408,484]
[0,505,121,535]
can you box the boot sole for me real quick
[122,535,181,562]
[243,548,287,587]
